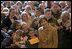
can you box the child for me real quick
[10,30,28,48]
[26,28,39,48]
[31,19,39,30]
[21,22,29,36]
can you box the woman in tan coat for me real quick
[38,17,58,48]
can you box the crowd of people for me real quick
[1,1,71,48]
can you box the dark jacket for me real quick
[52,10,61,20]
[47,16,59,26]
[2,16,17,30]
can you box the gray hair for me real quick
[44,8,51,14]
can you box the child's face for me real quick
[22,25,28,32]
[16,22,21,29]
[28,31,34,37]
[23,28,28,33]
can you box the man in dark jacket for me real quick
[2,8,17,30]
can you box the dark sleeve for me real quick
[2,17,12,30]
[1,37,12,48]
[1,30,10,38]
[53,17,60,26]
[2,18,8,28]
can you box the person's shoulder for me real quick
[48,25,57,30]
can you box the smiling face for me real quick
[40,18,48,29]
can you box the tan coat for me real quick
[27,17,33,27]
[38,25,58,48]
